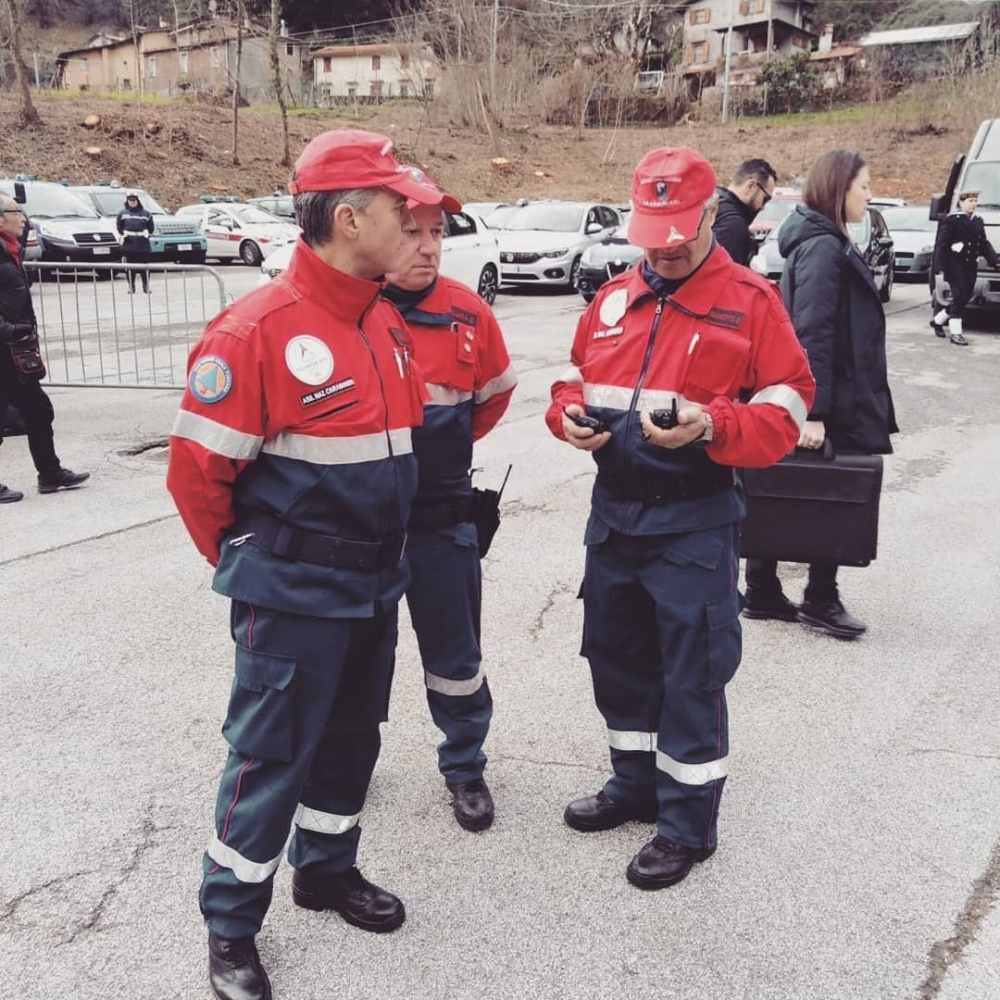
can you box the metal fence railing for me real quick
[27,261,228,390]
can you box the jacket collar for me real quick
[280,238,382,321]
[623,243,735,318]
[717,186,756,225]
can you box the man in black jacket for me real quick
[712,158,777,266]
[0,194,89,502]
[930,190,999,346]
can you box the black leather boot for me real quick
[292,866,405,932]
[208,932,272,1000]
[563,790,657,832]
[446,777,495,831]
[626,835,716,890]
[742,588,799,621]
[797,598,867,639]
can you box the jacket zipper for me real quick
[621,296,665,477]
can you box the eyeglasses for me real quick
[2,209,24,215]
[759,187,773,207]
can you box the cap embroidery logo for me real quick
[654,180,669,202]
[666,225,685,244]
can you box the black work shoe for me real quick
[37,468,90,494]
[292,866,405,933]
[564,790,657,832]
[0,484,24,503]
[950,332,969,346]
[930,320,947,338]
[626,835,716,890]
[446,777,495,832]
[208,932,272,1000]
[798,599,867,639]
[742,590,799,622]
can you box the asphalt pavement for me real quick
[1,277,998,1000]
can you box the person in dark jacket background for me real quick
[116,191,155,294]
[930,190,999,346]
[712,158,777,266]
[0,194,89,503]
[743,149,897,639]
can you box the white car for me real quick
[259,209,501,305]
[175,202,299,266]
[497,201,622,289]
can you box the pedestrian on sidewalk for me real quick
[383,176,517,833]
[116,191,154,294]
[744,149,897,638]
[930,190,998,346]
[167,129,446,1000]
[0,193,89,503]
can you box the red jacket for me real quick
[167,239,427,616]
[546,250,815,535]
[389,275,516,501]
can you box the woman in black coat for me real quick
[743,149,897,638]
[116,192,155,294]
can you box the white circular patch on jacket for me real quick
[285,335,334,385]
[598,288,628,327]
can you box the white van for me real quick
[930,118,1000,312]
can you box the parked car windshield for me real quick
[961,164,1000,209]
[755,196,800,224]
[880,206,935,231]
[233,205,286,225]
[484,205,520,229]
[503,204,584,233]
[88,190,169,216]
[3,185,100,220]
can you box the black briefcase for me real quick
[740,445,883,567]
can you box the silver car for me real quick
[498,201,621,289]
[878,205,936,278]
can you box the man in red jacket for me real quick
[547,147,814,891]
[167,129,443,1000]
[383,181,517,832]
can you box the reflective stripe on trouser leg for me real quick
[405,526,492,783]
[582,527,741,848]
[200,604,395,939]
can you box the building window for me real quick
[77,58,88,72]
[689,8,710,24]
[401,52,410,69]
[179,51,189,74]
[370,79,383,97]
[748,0,764,12]
[400,81,409,98]
[285,43,294,57]
[323,56,331,72]
[147,56,157,78]
[348,84,357,98]
[372,54,381,70]
[210,47,220,67]
[692,41,708,64]
[423,80,434,99]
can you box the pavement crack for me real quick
[906,748,1000,760]
[530,581,575,641]
[489,753,605,773]
[916,836,1000,998]
[0,872,96,928]
[59,811,161,946]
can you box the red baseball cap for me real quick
[406,176,462,214]
[627,146,717,249]
[288,128,443,206]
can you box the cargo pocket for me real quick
[704,595,742,691]
[222,646,297,762]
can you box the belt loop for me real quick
[272,523,302,560]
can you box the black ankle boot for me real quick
[208,932,271,1000]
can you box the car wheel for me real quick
[239,241,263,267]
[567,256,582,291]
[879,263,893,303]
[477,263,498,305]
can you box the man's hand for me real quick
[561,404,611,452]
[640,405,708,449]
[798,419,826,449]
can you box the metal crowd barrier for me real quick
[26,261,228,390]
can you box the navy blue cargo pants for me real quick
[405,524,491,783]
[200,600,397,940]
[580,524,742,851]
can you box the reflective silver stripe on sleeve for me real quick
[656,750,728,785]
[748,384,809,430]
[556,365,583,384]
[262,427,413,464]
[474,364,518,404]
[206,836,282,883]
[293,804,360,836]
[171,410,263,460]
[586,383,692,412]
[608,729,657,753]
[426,383,474,406]
[424,664,486,697]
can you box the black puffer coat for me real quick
[0,237,37,346]
[778,205,897,455]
